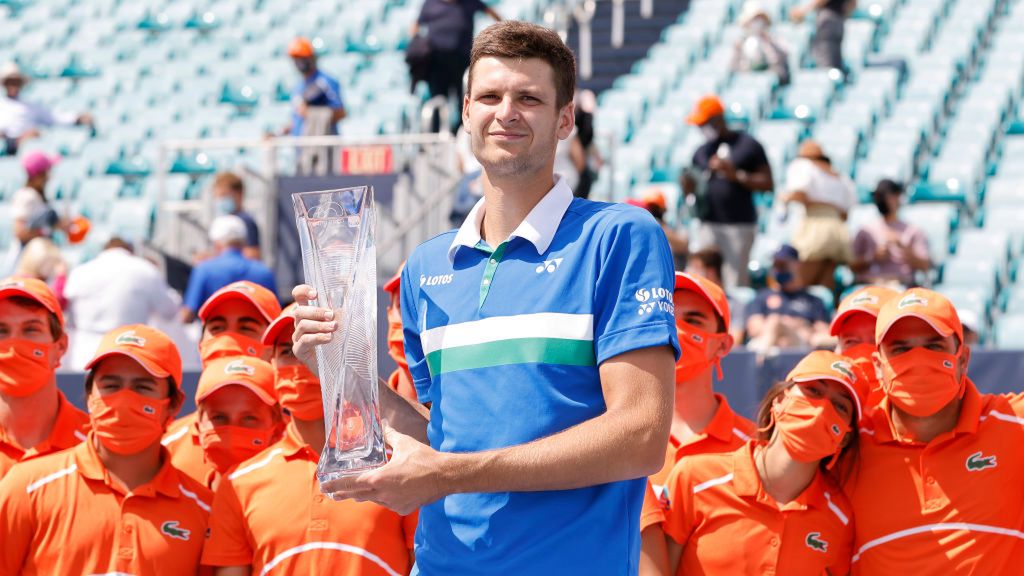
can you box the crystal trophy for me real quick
[293,186,386,487]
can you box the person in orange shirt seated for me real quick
[829,285,898,414]
[164,281,282,483]
[846,288,1024,574]
[639,271,755,573]
[201,312,417,575]
[0,324,213,576]
[193,356,283,490]
[0,277,88,479]
[652,350,860,576]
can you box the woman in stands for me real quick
[780,140,859,289]
[643,350,859,575]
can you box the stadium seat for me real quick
[77,176,125,221]
[994,314,1024,348]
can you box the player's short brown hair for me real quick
[213,172,244,194]
[468,21,577,109]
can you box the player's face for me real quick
[202,300,267,342]
[92,355,172,402]
[463,56,574,179]
[837,313,876,352]
[199,385,277,430]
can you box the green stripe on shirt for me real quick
[426,337,596,376]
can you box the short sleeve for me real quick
[742,137,770,170]
[640,480,666,532]
[660,462,694,546]
[402,511,419,550]
[784,159,813,194]
[0,467,35,574]
[325,77,344,110]
[841,177,859,212]
[592,208,680,365]
[400,263,432,403]
[201,479,253,567]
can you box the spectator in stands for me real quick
[848,288,1024,573]
[553,125,585,193]
[627,190,688,268]
[682,95,774,288]
[63,238,180,370]
[182,216,276,323]
[0,325,212,576]
[745,244,831,352]
[574,89,601,199]
[732,1,790,85]
[0,278,86,479]
[652,351,859,576]
[202,313,416,575]
[781,140,858,289]
[686,247,747,344]
[5,151,56,273]
[412,0,501,132]
[850,179,931,287]
[282,38,346,138]
[211,172,261,260]
[0,62,93,155]
[638,272,754,575]
[790,0,854,71]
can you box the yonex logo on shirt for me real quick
[535,258,563,274]
[161,520,191,541]
[635,287,674,316]
[805,531,829,553]
[420,273,454,287]
[115,330,147,348]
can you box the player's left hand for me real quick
[321,422,448,515]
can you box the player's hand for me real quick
[321,423,446,515]
[291,284,338,377]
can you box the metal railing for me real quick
[154,132,459,281]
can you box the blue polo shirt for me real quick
[290,70,344,136]
[183,248,276,314]
[401,178,680,575]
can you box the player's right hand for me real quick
[291,284,338,377]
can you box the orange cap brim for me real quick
[85,351,175,386]
[876,312,956,344]
[261,314,295,346]
[829,307,877,337]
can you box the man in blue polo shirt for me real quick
[292,21,678,575]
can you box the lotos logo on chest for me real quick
[161,520,191,541]
[805,532,828,553]
[420,274,454,287]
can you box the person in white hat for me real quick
[0,62,93,154]
[731,1,790,85]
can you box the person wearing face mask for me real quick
[845,288,1024,573]
[731,1,790,85]
[383,270,420,402]
[745,244,831,352]
[165,281,282,483]
[850,179,931,287]
[0,324,213,575]
[681,95,774,289]
[211,172,261,261]
[278,37,346,139]
[201,306,417,575]
[193,356,282,490]
[647,350,859,575]
[0,277,87,479]
[638,272,755,574]
[182,217,276,323]
[829,285,898,415]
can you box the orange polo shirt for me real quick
[663,441,853,576]
[0,435,212,575]
[0,391,89,479]
[641,394,756,531]
[163,411,214,485]
[202,422,416,575]
[846,381,1024,574]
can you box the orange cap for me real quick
[66,216,90,244]
[674,272,730,332]
[686,95,725,126]
[641,189,667,211]
[196,356,277,406]
[288,37,315,58]
[261,303,297,346]
[0,277,64,328]
[198,281,282,324]
[875,287,963,345]
[829,285,900,336]
[383,273,401,294]
[85,325,183,389]
[786,350,863,418]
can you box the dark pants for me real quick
[427,49,470,132]
[813,10,845,70]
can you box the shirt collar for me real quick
[703,394,745,444]
[731,441,828,511]
[281,421,318,461]
[75,434,183,498]
[447,176,574,263]
[871,379,981,444]
[0,391,88,459]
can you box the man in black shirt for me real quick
[682,95,773,288]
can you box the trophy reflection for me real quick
[293,186,386,487]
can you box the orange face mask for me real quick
[674,325,723,383]
[276,364,323,420]
[199,332,265,366]
[199,425,277,474]
[773,394,850,467]
[880,347,963,417]
[0,339,56,398]
[89,390,170,455]
[841,343,880,401]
